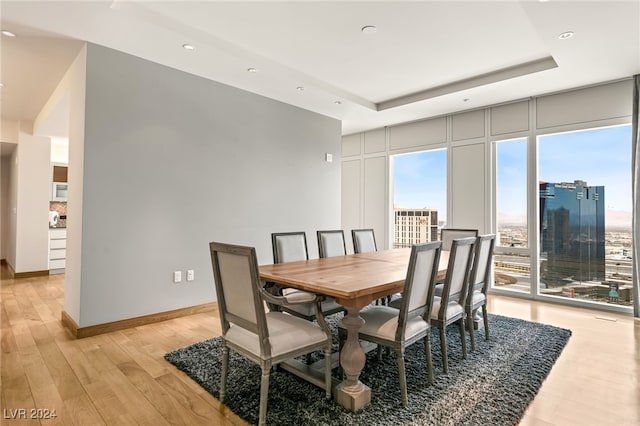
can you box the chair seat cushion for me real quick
[225,312,328,358]
[470,290,486,306]
[431,296,464,321]
[284,296,343,317]
[282,288,317,303]
[338,306,428,342]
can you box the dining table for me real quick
[259,247,449,411]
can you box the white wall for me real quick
[1,120,20,143]
[63,45,87,323]
[342,79,633,246]
[50,137,69,164]
[1,155,9,260]
[1,121,51,272]
[14,129,51,273]
[1,120,19,262]
[6,149,18,268]
[70,44,341,327]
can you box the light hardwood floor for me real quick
[1,269,638,425]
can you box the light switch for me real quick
[187,270,194,281]
[325,153,333,162]
[173,271,182,283]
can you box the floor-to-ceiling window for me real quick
[492,125,634,309]
[493,138,531,294]
[391,149,447,248]
[538,125,633,307]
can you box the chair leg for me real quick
[468,313,476,352]
[396,348,408,408]
[482,305,489,340]
[324,345,332,400]
[424,334,434,385]
[439,327,448,373]
[258,365,271,426]
[377,345,383,361]
[220,345,229,402]
[459,319,467,360]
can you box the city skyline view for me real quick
[393,148,447,219]
[538,125,632,229]
[393,125,632,230]
[391,124,633,307]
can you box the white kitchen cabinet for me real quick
[49,228,67,273]
[49,238,66,249]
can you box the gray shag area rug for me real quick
[165,313,571,426]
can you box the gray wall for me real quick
[76,44,341,327]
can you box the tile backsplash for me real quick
[50,201,67,227]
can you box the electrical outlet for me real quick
[173,271,182,283]
[187,270,194,281]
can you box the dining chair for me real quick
[317,229,347,258]
[271,232,343,321]
[431,236,476,373]
[337,241,442,407]
[209,241,332,426]
[351,228,377,254]
[351,228,388,305]
[440,228,478,251]
[465,234,496,351]
[272,231,310,263]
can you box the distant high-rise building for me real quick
[394,208,438,248]
[539,180,605,285]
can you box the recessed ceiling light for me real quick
[296,86,305,91]
[247,67,258,73]
[334,100,342,105]
[558,31,574,40]
[1,30,16,37]
[182,43,195,51]
[361,25,377,35]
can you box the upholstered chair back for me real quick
[404,241,441,316]
[439,237,476,310]
[210,243,266,338]
[441,228,478,251]
[352,229,377,254]
[317,230,347,258]
[272,232,308,263]
[470,234,496,294]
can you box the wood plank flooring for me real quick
[1,268,638,425]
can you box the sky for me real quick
[538,125,632,212]
[393,125,632,224]
[393,148,447,216]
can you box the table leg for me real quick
[335,306,371,411]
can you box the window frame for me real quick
[489,118,633,315]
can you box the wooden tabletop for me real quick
[260,248,448,309]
